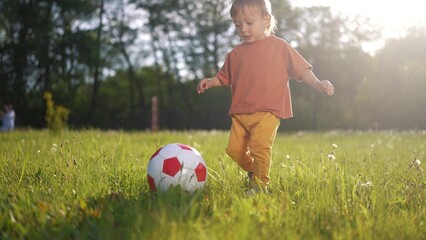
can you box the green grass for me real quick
[0,130,425,239]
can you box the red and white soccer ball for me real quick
[147,143,208,193]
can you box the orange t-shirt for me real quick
[216,35,312,119]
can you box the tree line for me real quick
[1,0,425,131]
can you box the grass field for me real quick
[0,130,425,239]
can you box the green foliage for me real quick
[0,130,425,239]
[0,0,98,124]
[43,92,70,133]
[1,0,426,130]
[356,28,426,129]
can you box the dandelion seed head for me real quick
[414,159,421,166]
[360,180,373,188]
[328,153,336,160]
[332,144,337,149]
[51,144,57,152]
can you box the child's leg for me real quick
[248,112,280,189]
[226,116,254,172]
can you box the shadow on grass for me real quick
[27,188,210,239]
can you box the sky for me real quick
[290,0,426,53]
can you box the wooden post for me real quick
[151,96,159,131]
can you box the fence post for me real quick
[151,96,159,131]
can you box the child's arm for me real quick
[197,77,223,94]
[300,69,334,96]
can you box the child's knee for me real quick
[225,146,240,159]
[226,146,249,163]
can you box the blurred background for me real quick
[1,0,425,131]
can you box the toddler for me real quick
[197,0,334,194]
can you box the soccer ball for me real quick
[147,143,208,193]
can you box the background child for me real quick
[0,103,15,132]
[197,0,334,195]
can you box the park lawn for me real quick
[0,130,425,239]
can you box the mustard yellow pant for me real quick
[226,112,281,188]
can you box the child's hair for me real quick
[230,0,277,35]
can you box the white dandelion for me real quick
[51,143,58,152]
[411,158,423,171]
[414,159,421,166]
[360,180,373,188]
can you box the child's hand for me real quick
[197,77,221,94]
[197,78,210,94]
[316,80,334,96]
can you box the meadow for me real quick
[0,130,425,239]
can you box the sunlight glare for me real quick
[290,0,426,54]
[291,0,426,34]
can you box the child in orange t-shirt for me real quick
[197,0,334,195]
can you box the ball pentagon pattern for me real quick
[147,143,208,192]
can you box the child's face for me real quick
[232,6,270,43]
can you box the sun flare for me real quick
[292,0,426,32]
